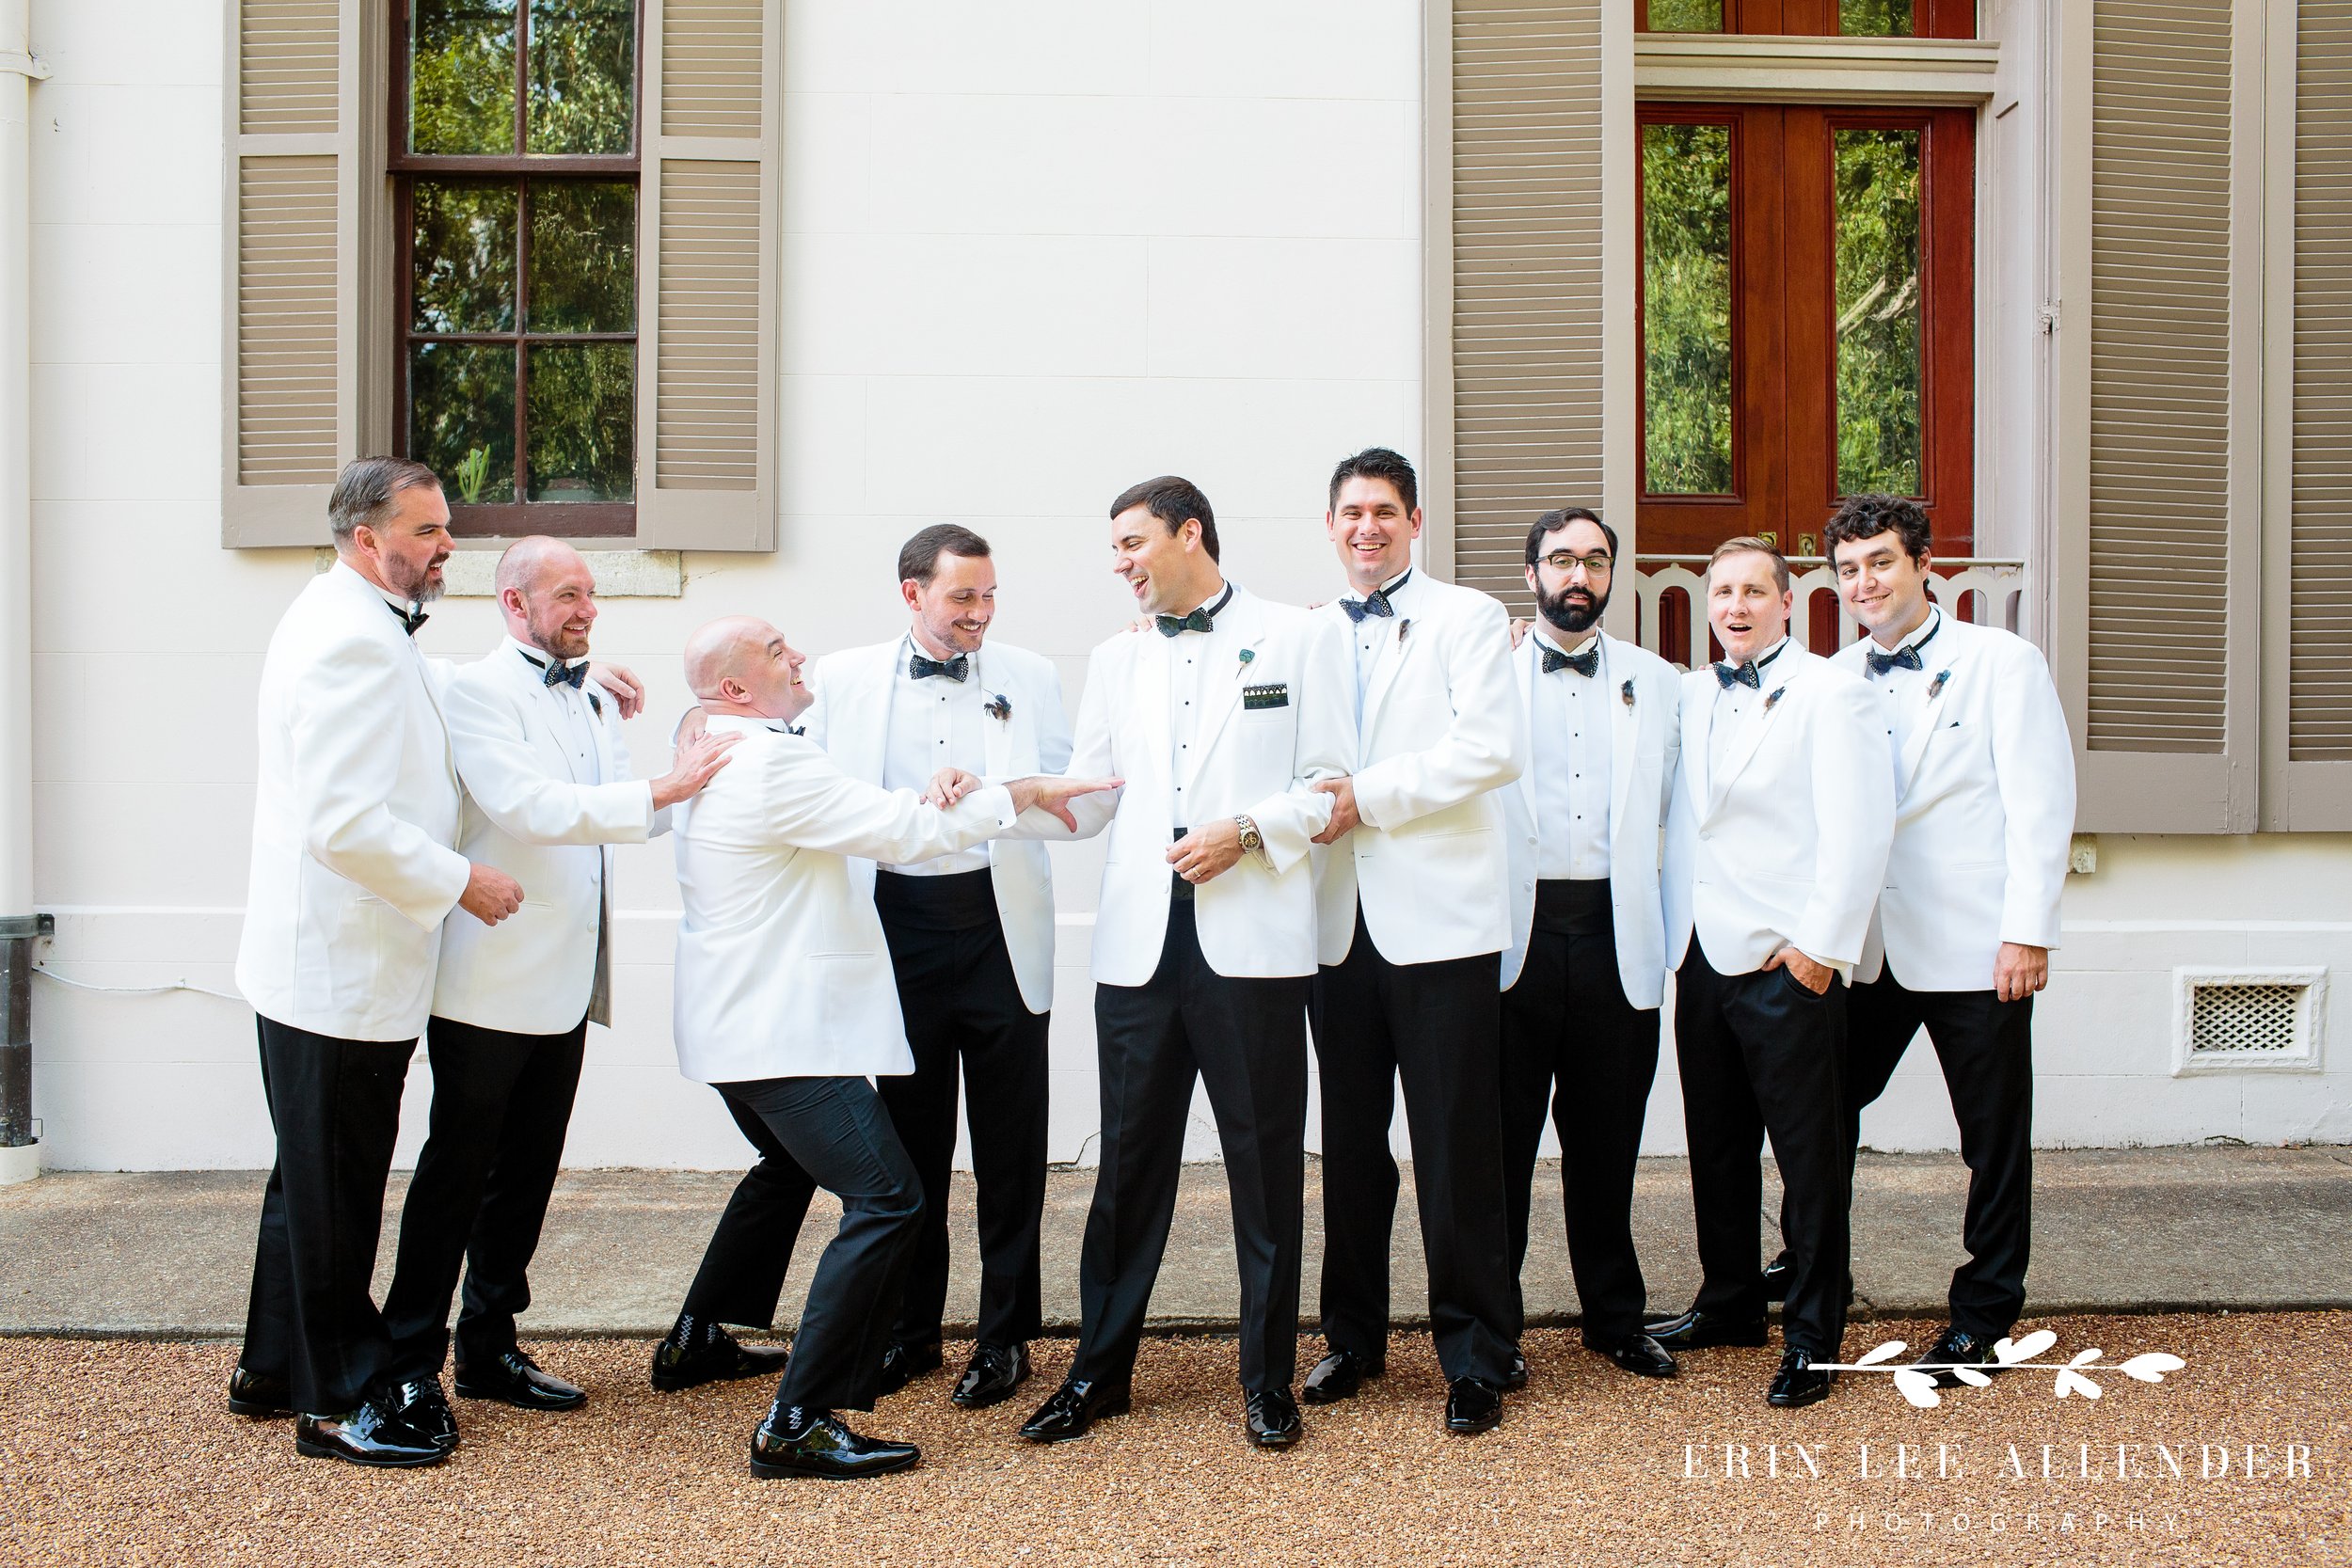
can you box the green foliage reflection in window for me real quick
[1646,0,1723,29]
[1834,128,1923,498]
[1643,121,1736,496]
[1840,0,1916,36]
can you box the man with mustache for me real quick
[1495,507,1683,1386]
[1647,536,1894,1408]
[1299,448,1525,1435]
[794,525,1073,1412]
[374,537,739,1445]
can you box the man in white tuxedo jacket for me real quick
[1297,449,1524,1434]
[1648,537,1895,1410]
[1495,508,1683,1386]
[374,539,735,1428]
[661,615,1109,1481]
[797,524,1073,1412]
[1757,495,2072,1383]
[1016,476,1355,1451]
[230,458,525,1468]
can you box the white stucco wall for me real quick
[19,0,2351,1170]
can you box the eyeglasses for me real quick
[1538,551,1614,576]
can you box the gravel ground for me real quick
[3,1313,2344,1567]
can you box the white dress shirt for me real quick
[1862,606,1945,752]
[881,632,993,876]
[1528,628,1611,879]
[511,637,608,905]
[1343,566,1415,712]
[1708,635,1793,774]
[1164,582,1237,830]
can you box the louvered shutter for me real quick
[636,0,781,550]
[221,0,360,546]
[2276,0,2352,824]
[1447,1,1606,611]
[2063,0,2263,830]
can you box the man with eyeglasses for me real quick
[1752,494,2074,1389]
[1495,508,1684,1386]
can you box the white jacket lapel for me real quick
[1604,636,1639,833]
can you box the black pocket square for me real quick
[1242,683,1290,710]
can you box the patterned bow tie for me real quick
[910,652,970,682]
[1541,642,1599,677]
[388,600,428,637]
[1157,607,1216,637]
[1340,570,1410,623]
[768,722,804,736]
[1714,659,1763,689]
[1865,643,1926,677]
[543,658,589,690]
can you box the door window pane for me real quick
[1644,122,1737,496]
[410,342,517,502]
[1646,0,1724,30]
[411,182,516,333]
[1840,0,1916,35]
[528,0,636,154]
[528,182,636,332]
[410,0,518,154]
[527,343,635,501]
[1834,126,1923,497]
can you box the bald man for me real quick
[660,617,1112,1480]
[375,539,739,1444]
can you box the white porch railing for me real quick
[1631,555,2027,669]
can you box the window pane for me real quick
[528,182,636,332]
[410,343,516,502]
[1839,0,1916,36]
[1643,122,1736,496]
[528,0,636,154]
[412,181,517,333]
[410,0,518,155]
[528,343,634,501]
[1646,0,1724,29]
[1834,127,1923,497]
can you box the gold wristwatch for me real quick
[1233,815,1265,864]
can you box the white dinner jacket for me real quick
[1662,643,1896,977]
[1061,584,1357,988]
[1833,614,2076,991]
[800,637,1073,1014]
[432,637,663,1036]
[1500,631,1683,1006]
[669,717,1026,1084]
[235,561,470,1041]
[1311,574,1524,967]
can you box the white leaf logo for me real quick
[1891,1368,1942,1408]
[1855,1340,1908,1367]
[1994,1330,2057,1365]
[2055,1369,2104,1400]
[2069,1348,2104,1367]
[1951,1366,1994,1387]
[2121,1353,2185,1384]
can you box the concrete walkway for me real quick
[3,1146,2347,1338]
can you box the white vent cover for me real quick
[2171,969,2327,1075]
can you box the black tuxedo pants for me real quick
[1675,943,1851,1358]
[1077,897,1310,1394]
[1499,885,1661,1347]
[240,1016,414,1415]
[1311,904,1517,1385]
[874,870,1050,1354]
[1839,974,2035,1337]
[380,1015,587,1380]
[681,1074,922,1412]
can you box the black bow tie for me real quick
[519,648,599,714]
[1865,643,1926,677]
[1714,659,1763,689]
[388,600,428,637]
[1157,607,1216,637]
[768,722,804,736]
[1541,642,1599,677]
[1341,572,1409,623]
[910,652,970,682]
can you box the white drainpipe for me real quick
[0,0,47,1184]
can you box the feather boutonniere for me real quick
[1235,647,1257,679]
[1927,670,1952,700]
[1763,685,1788,713]
[1620,678,1635,711]
[1398,618,1412,644]
[985,691,1012,721]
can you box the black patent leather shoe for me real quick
[950,1341,1030,1409]
[1018,1378,1131,1444]
[1765,1350,1836,1408]
[1760,1252,1855,1306]
[1645,1307,1770,1350]
[1299,1348,1379,1405]
[1502,1349,1530,1391]
[650,1325,790,1392]
[294,1401,448,1467]
[456,1348,587,1412]
[877,1340,945,1399]
[749,1402,920,1480]
[1444,1377,1503,1434]
[1588,1333,1679,1379]
[1245,1387,1303,1449]
[1915,1325,2002,1388]
[227,1366,291,1418]
[388,1377,458,1450]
